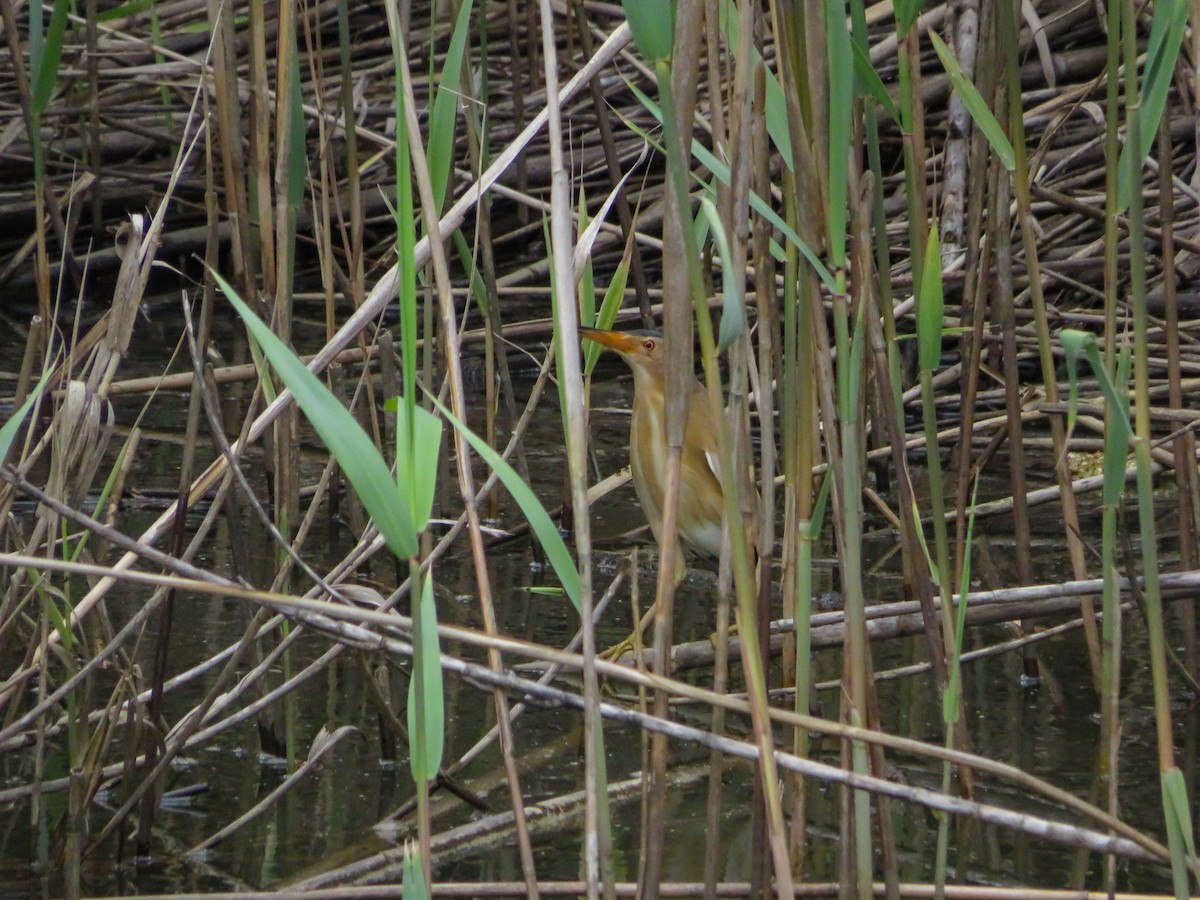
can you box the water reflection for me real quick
[0,315,1194,896]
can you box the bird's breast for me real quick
[629,397,667,520]
[628,394,725,559]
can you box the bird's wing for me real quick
[684,383,724,486]
[705,450,720,482]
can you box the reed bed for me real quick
[0,1,1198,898]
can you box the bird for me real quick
[579,326,725,585]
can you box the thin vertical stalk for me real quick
[272,7,303,773]
[945,44,981,528]
[784,182,817,873]
[64,766,84,900]
[945,0,985,589]
[638,9,697,895]
[999,0,1101,691]
[751,45,782,893]
[667,21,797,897]
[896,14,929,302]
[957,4,1037,700]
[918,260,954,655]
[409,565,432,893]
[134,301,213,854]
[703,5,733,891]
[835,283,873,900]
[396,47,543,892]
[850,171,900,900]
[305,6,382,460]
[1155,42,1198,833]
[724,1,771,890]
[986,35,1041,694]
[1121,2,1197,895]
[770,0,822,872]
[1099,1,1124,893]
[856,6,950,758]
[824,1,874,894]
[247,0,274,295]
[206,0,252,296]
[534,3,609,898]
[13,317,43,413]
[273,3,303,546]
[0,0,52,338]
[337,0,364,308]
[508,0,531,225]
[382,6,432,885]
[849,0,904,430]
[915,217,967,900]
[84,0,101,232]
[703,562,732,900]
[1155,43,1198,570]
[302,5,334,344]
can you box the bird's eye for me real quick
[643,339,655,350]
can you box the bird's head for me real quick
[579,327,665,377]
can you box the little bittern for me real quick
[580,327,724,583]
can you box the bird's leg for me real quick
[601,546,687,664]
[600,598,658,665]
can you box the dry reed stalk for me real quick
[0,539,1188,876]
[395,14,542,893]
[2,547,1172,867]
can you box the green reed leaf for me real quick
[96,0,156,21]
[852,38,900,122]
[1116,0,1188,212]
[0,371,50,466]
[826,0,852,267]
[917,226,944,373]
[31,0,70,116]
[894,0,923,31]
[1162,768,1199,897]
[385,398,443,534]
[385,3,420,458]
[929,30,1015,171]
[430,395,583,613]
[584,249,632,377]
[401,841,429,900]
[428,0,475,210]
[700,197,744,350]
[407,571,444,785]
[217,271,418,558]
[623,0,675,63]
[1060,328,1088,439]
[1060,329,1134,445]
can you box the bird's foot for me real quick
[708,620,739,651]
[600,601,658,665]
[600,632,644,665]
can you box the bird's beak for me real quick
[579,326,640,354]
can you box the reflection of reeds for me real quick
[1,1,1199,895]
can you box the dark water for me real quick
[0,308,1195,896]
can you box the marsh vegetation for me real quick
[0,1,1199,898]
